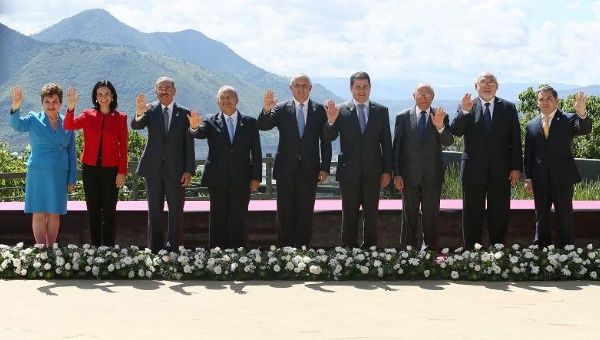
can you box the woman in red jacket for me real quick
[64,80,128,246]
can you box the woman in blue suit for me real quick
[8,84,77,246]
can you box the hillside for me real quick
[31,9,338,103]
[0,31,281,154]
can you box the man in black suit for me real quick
[324,71,393,248]
[258,74,332,247]
[524,86,591,247]
[132,76,195,252]
[188,86,262,249]
[393,84,454,251]
[450,72,522,249]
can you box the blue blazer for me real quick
[131,102,195,179]
[524,110,592,185]
[9,110,77,184]
[191,111,262,188]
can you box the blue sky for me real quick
[1,0,599,86]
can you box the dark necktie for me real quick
[227,116,235,143]
[418,111,427,141]
[297,103,305,137]
[357,104,367,133]
[163,106,169,133]
[483,102,492,131]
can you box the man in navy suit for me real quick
[393,84,454,251]
[132,76,195,252]
[450,72,522,249]
[524,86,591,247]
[188,86,262,249]
[258,74,332,247]
[324,71,393,248]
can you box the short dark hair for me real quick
[92,80,118,111]
[350,71,371,87]
[536,85,558,99]
[40,83,63,103]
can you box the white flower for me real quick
[40,252,48,260]
[545,265,554,272]
[55,268,62,275]
[128,271,135,279]
[92,266,99,276]
[474,243,482,250]
[509,256,518,264]
[588,252,596,259]
[107,264,115,272]
[43,263,51,270]
[230,263,238,271]
[244,265,251,273]
[397,268,404,275]
[530,266,539,275]
[20,269,27,276]
[590,271,597,279]
[512,267,520,274]
[145,270,152,278]
[441,248,449,255]
[408,258,420,266]
[385,254,392,261]
[494,252,503,260]
[406,245,413,251]
[297,262,306,271]
[481,253,491,262]
[355,254,365,261]
[309,265,322,275]
[273,264,281,272]
[450,271,459,279]
[561,268,571,277]
[474,265,481,272]
[512,244,520,250]
[423,270,430,278]
[270,245,276,251]
[285,262,294,270]
[564,245,575,251]
[359,266,369,274]
[586,244,593,251]
[373,260,382,268]
[558,254,568,262]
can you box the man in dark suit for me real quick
[524,86,591,247]
[393,84,454,251]
[450,72,522,249]
[188,86,262,249]
[132,76,195,252]
[257,74,332,247]
[324,71,393,248]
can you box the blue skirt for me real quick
[24,167,69,215]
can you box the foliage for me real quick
[1,243,599,281]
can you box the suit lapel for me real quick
[214,113,230,144]
[363,102,376,134]
[289,101,302,140]
[303,100,317,140]
[232,112,243,145]
[347,102,362,135]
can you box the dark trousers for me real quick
[340,175,381,248]
[82,164,118,247]
[208,184,250,249]
[145,176,185,252]
[462,181,511,249]
[276,166,318,247]
[533,179,574,247]
[401,183,442,251]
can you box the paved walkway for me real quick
[1,280,599,339]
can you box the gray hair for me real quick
[216,85,238,100]
[414,83,435,97]
[290,74,312,86]
[155,76,175,88]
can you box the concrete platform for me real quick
[1,280,599,339]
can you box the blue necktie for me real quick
[483,102,492,131]
[297,103,305,137]
[226,116,235,143]
[163,106,169,133]
[418,111,427,141]
[357,104,367,133]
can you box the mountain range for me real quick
[0,9,338,156]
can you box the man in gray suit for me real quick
[324,71,393,248]
[132,76,195,252]
[392,84,453,251]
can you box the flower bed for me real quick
[1,243,599,280]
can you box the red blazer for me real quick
[64,108,128,174]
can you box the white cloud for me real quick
[1,0,599,85]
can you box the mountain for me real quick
[31,9,338,103]
[0,25,282,156]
